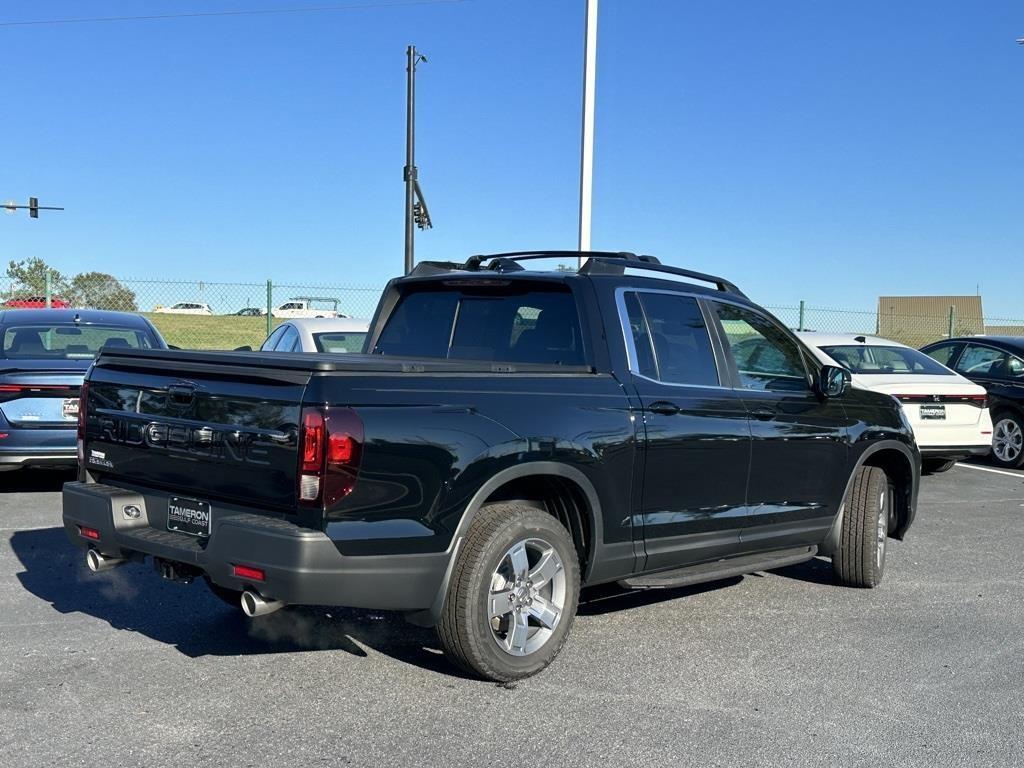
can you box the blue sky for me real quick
[2,0,1022,315]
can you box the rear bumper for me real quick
[919,445,991,460]
[0,448,76,470]
[61,481,451,613]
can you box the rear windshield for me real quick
[820,344,952,375]
[373,284,585,365]
[313,332,367,353]
[1,324,154,359]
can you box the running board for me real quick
[619,546,818,590]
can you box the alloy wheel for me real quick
[488,538,566,657]
[993,418,1023,464]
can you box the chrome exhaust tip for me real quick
[240,589,284,618]
[86,549,124,573]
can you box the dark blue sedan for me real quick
[0,309,166,472]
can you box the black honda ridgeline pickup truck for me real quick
[64,252,919,681]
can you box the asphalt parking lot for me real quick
[2,464,1022,768]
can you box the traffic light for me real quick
[28,197,39,219]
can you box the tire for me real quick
[437,503,580,681]
[203,576,243,608]
[921,458,956,475]
[991,412,1024,469]
[832,466,890,588]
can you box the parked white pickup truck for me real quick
[271,297,341,319]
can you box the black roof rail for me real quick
[409,251,745,297]
[462,250,641,270]
[579,256,746,298]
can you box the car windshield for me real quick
[1,324,153,359]
[820,344,952,375]
[314,332,367,353]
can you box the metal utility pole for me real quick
[404,45,432,275]
[577,0,598,267]
[3,197,64,218]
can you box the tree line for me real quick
[5,257,138,311]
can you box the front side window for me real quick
[623,291,718,386]
[956,345,1024,379]
[1,325,152,359]
[821,345,953,375]
[373,285,584,365]
[713,303,810,392]
[956,345,1006,377]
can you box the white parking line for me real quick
[956,463,1024,479]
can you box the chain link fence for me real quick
[2,277,1022,351]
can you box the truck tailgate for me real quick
[85,353,310,511]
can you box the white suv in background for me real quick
[800,333,992,474]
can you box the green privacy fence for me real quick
[2,277,1022,351]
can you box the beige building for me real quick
[876,296,985,347]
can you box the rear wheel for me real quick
[437,503,580,681]
[833,466,890,588]
[991,413,1024,469]
[921,458,956,475]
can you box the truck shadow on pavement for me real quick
[9,526,469,678]
[0,468,76,493]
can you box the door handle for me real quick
[648,401,681,416]
[750,407,775,420]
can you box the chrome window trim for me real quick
[613,286,727,390]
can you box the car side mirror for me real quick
[820,365,851,398]
[233,345,253,352]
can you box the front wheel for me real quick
[833,466,890,588]
[991,413,1024,469]
[437,503,580,681]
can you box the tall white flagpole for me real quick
[578,0,598,266]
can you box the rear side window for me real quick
[923,343,961,367]
[820,345,952,375]
[623,292,718,386]
[956,345,1024,379]
[373,285,585,365]
[1,324,153,359]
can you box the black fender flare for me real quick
[406,461,603,627]
[820,439,919,556]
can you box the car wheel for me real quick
[203,576,243,608]
[437,503,580,681]
[991,413,1024,469]
[833,466,890,588]
[921,459,956,475]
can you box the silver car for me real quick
[258,317,369,354]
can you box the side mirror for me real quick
[233,345,253,352]
[820,365,851,398]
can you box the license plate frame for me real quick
[919,404,946,421]
[167,496,212,537]
[62,397,79,420]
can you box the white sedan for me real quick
[799,333,993,474]
[155,302,213,316]
[259,317,369,354]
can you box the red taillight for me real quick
[895,393,987,407]
[298,407,363,507]
[232,564,265,581]
[301,410,324,472]
[79,525,100,541]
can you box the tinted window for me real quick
[1,324,152,359]
[924,343,961,367]
[374,286,584,365]
[821,345,952,375]
[624,292,718,386]
[714,303,809,392]
[314,332,367,353]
